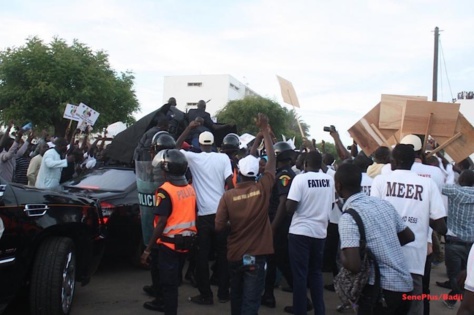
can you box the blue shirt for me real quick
[443,184,474,242]
[339,192,413,292]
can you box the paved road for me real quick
[5,257,462,314]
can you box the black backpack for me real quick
[334,208,381,311]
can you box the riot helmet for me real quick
[221,133,240,153]
[152,149,188,176]
[273,141,294,162]
[151,131,176,154]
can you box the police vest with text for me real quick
[154,182,197,252]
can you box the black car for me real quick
[61,166,143,265]
[0,179,105,315]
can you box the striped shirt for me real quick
[339,192,413,292]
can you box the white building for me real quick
[162,74,259,120]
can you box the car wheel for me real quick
[30,237,76,315]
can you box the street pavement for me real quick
[71,258,461,315]
[4,256,462,314]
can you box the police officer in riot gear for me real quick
[136,131,176,302]
[142,149,197,314]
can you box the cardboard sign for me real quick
[76,103,100,126]
[63,104,80,121]
[276,75,300,108]
[400,100,460,137]
[379,94,428,129]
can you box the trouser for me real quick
[229,256,266,315]
[445,239,473,301]
[323,222,340,276]
[196,214,229,299]
[422,254,433,315]
[158,245,186,315]
[432,232,444,262]
[358,285,411,315]
[288,234,325,315]
[274,219,293,286]
[407,274,423,315]
[150,246,162,298]
[264,218,293,295]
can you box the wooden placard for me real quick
[400,100,460,137]
[379,94,428,129]
[348,103,398,156]
[433,113,474,163]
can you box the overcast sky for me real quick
[2,0,473,145]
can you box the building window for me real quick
[186,102,198,108]
[187,82,202,87]
[229,83,240,91]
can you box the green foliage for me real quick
[0,37,139,136]
[216,96,310,146]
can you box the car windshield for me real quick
[64,168,136,191]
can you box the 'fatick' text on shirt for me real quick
[308,179,330,188]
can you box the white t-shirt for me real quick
[411,162,446,192]
[465,245,474,292]
[380,162,446,191]
[287,171,335,238]
[381,163,392,175]
[325,168,341,224]
[361,172,373,196]
[370,169,446,275]
[182,150,232,216]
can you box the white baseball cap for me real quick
[400,134,422,151]
[199,131,214,145]
[238,155,260,177]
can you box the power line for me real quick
[439,38,454,102]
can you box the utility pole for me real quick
[432,26,439,101]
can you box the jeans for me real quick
[229,256,266,315]
[358,285,411,315]
[196,214,229,299]
[158,245,186,315]
[445,239,473,300]
[288,233,325,315]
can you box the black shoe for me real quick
[324,284,335,292]
[436,280,452,289]
[443,299,456,309]
[143,285,155,297]
[189,294,214,305]
[143,299,164,312]
[284,299,313,314]
[261,294,276,308]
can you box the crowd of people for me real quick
[129,98,474,315]
[1,97,474,315]
[0,121,110,188]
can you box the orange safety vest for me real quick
[154,182,197,251]
[232,167,238,187]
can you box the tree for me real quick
[216,96,310,146]
[0,37,140,136]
